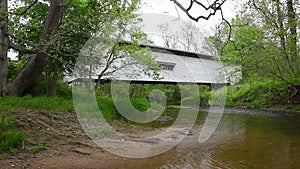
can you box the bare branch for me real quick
[170,0,227,22]
[219,6,232,41]
[171,0,233,46]
[13,0,39,15]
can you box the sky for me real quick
[8,0,242,59]
[137,0,242,54]
[139,0,241,33]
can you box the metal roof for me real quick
[69,44,237,85]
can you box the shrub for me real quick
[225,81,290,108]
[199,85,211,106]
[56,82,72,99]
[96,97,164,121]
[130,98,151,111]
[36,81,72,99]
[97,97,118,120]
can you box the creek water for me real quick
[114,109,300,169]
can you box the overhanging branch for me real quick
[13,0,39,15]
[9,43,36,54]
[170,0,232,43]
[170,0,227,22]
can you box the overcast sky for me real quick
[139,0,241,33]
[136,0,242,54]
[9,0,242,59]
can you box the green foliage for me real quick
[6,0,151,96]
[134,84,181,104]
[7,58,27,81]
[97,83,212,108]
[9,1,48,46]
[56,82,72,99]
[97,97,159,121]
[130,98,151,111]
[0,114,23,154]
[225,81,290,109]
[0,96,74,112]
[211,1,300,85]
[0,93,158,122]
[97,97,118,120]
[0,114,15,129]
[199,85,211,106]
[0,131,24,154]
[205,0,299,108]
[36,81,72,99]
[31,145,47,154]
[286,104,300,111]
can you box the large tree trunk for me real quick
[6,0,64,96]
[273,0,296,79]
[0,0,8,96]
[286,0,298,72]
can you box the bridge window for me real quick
[157,61,175,71]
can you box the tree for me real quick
[157,22,181,49]
[170,0,228,22]
[0,0,150,96]
[169,0,236,53]
[0,0,9,97]
[211,0,299,87]
[157,20,207,53]
[0,0,64,96]
[76,24,160,89]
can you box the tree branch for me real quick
[170,0,227,22]
[13,0,39,15]
[9,43,36,54]
[171,0,233,45]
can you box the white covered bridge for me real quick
[69,44,240,85]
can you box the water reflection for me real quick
[107,110,300,169]
[159,110,300,169]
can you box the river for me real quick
[110,108,300,169]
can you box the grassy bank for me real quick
[0,89,207,154]
[223,81,300,111]
[0,96,163,121]
[0,96,74,112]
[0,95,168,154]
[0,114,23,154]
[1,81,298,154]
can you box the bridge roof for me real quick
[69,44,239,85]
[138,43,216,61]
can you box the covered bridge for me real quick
[68,44,239,85]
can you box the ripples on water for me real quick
[158,109,300,169]
[109,109,300,169]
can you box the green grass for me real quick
[287,104,300,111]
[0,94,178,155]
[31,145,47,154]
[0,95,177,126]
[0,114,15,129]
[96,97,165,121]
[97,97,118,120]
[0,131,24,153]
[0,114,24,154]
[0,96,157,122]
[0,96,74,112]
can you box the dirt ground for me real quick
[0,110,171,169]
